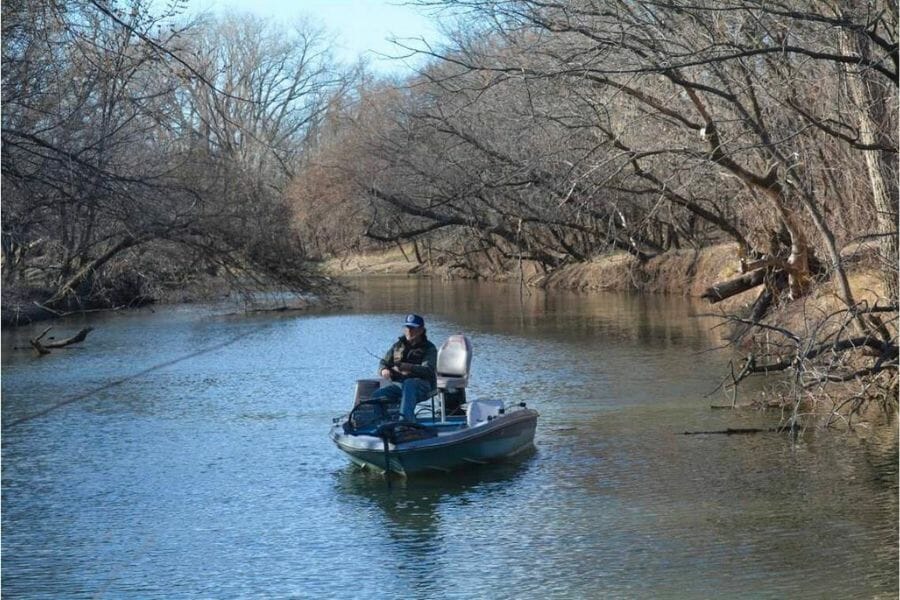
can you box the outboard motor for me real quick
[436,335,473,416]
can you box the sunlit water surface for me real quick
[2,278,897,598]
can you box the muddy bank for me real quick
[0,278,317,328]
[325,242,887,313]
[324,243,756,314]
[324,243,740,292]
[540,246,737,297]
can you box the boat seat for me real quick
[436,375,467,390]
[435,335,472,391]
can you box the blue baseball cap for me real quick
[403,314,425,328]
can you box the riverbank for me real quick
[0,282,319,328]
[323,242,887,313]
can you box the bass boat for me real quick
[330,335,539,476]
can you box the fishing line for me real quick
[3,329,256,429]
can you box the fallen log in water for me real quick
[30,326,94,356]
[700,268,767,303]
[681,427,788,435]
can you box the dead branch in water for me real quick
[682,427,789,435]
[30,326,95,356]
[714,297,899,428]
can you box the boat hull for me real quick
[331,409,538,475]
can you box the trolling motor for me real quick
[372,420,437,488]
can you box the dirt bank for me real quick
[540,245,738,296]
[322,246,425,276]
[325,242,887,313]
[324,243,743,292]
[324,243,763,314]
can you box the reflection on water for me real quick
[342,277,720,350]
[332,454,541,599]
[1,277,897,599]
[334,453,536,552]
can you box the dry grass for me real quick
[322,244,420,275]
[543,243,759,311]
[541,252,640,291]
[328,243,890,313]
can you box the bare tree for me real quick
[387,0,895,305]
[2,2,350,321]
[301,0,897,412]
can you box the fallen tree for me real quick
[701,269,769,304]
[718,301,898,427]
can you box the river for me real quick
[2,277,897,598]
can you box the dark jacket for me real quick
[379,334,437,390]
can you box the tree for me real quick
[308,0,897,411]
[385,0,896,304]
[2,2,349,319]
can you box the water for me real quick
[2,278,897,598]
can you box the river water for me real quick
[2,278,897,599]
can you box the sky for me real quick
[172,0,444,73]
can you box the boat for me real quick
[330,335,539,475]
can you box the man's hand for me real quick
[380,368,392,379]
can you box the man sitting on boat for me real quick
[371,313,437,422]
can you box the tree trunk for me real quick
[840,22,899,302]
[680,86,811,298]
[701,268,768,303]
[42,236,143,309]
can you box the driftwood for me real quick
[740,257,774,273]
[30,326,94,356]
[224,304,311,317]
[682,427,788,435]
[700,268,767,303]
[704,251,826,305]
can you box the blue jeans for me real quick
[371,378,432,422]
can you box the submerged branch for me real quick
[30,327,95,356]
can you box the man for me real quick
[371,313,437,422]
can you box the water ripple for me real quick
[2,281,897,598]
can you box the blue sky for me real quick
[172,0,443,72]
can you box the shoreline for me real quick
[4,243,884,327]
[323,242,886,313]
